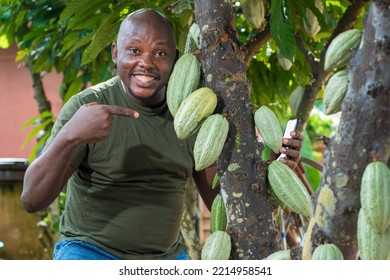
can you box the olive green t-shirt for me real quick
[45,76,196,260]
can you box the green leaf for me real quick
[270,0,296,62]
[81,11,119,66]
[20,118,53,150]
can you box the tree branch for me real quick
[244,24,271,65]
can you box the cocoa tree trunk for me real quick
[303,0,390,260]
[194,0,280,259]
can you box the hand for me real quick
[61,102,139,144]
[278,131,304,170]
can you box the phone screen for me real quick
[277,118,301,161]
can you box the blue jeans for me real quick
[53,239,190,260]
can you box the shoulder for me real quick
[76,76,120,104]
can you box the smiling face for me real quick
[112,9,176,107]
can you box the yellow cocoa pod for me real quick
[242,0,265,30]
[167,53,201,117]
[323,70,348,115]
[312,244,344,260]
[174,87,217,140]
[254,105,283,154]
[267,160,313,218]
[360,161,390,234]
[201,230,231,260]
[357,208,390,260]
[194,114,229,171]
[324,29,362,71]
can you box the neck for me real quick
[121,81,166,108]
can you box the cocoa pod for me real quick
[267,160,313,218]
[201,230,231,260]
[324,29,362,71]
[322,70,348,115]
[167,53,201,117]
[312,244,344,260]
[174,87,217,140]
[360,161,390,234]
[242,0,265,30]
[357,208,390,260]
[254,105,283,154]
[194,114,229,171]
[210,193,227,233]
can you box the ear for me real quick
[111,43,118,64]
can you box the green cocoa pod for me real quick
[267,160,313,218]
[167,53,201,117]
[210,194,227,233]
[358,208,390,260]
[174,87,217,140]
[289,86,304,115]
[242,0,265,30]
[303,0,323,38]
[254,106,283,154]
[360,161,390,234]
[312,244,344,260]
[201,230,231,260]
[324,29,362,71]
[264,249,291,260]
[277,48,294,71]
[323,70,349,115]
[184,22,201,53]
[194,114,229,171]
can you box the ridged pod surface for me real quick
[323,70,349,115]
[360,161,390,234]
[267,160,313,218]
[174,87,217,140]
[167,53,201,117]
[210,193,227,233]
[264,250,291,260]
[324,29,362,71]
[312,244,344,260]
[184,22,200,53]
[357,209,390,260]
[254,106,283,154]
[242,0,265,30]
[201,231,231,260]
[194,114,229,171]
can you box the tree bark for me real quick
[303,0,390,260]
[194,0,280,259]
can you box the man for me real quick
[21,8,303,260]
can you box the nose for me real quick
[138,53,155,70]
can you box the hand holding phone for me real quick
[277,118,301,161]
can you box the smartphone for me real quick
[277,118,301,161]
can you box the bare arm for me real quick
[21,103,139,213]
[192,165,220,211]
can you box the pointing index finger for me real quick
[103,105,139,119]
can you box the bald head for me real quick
[117,8,176,46]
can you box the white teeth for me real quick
[136,75,154,83]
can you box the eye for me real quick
[156,50,167,57]
[128,47,140,55]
